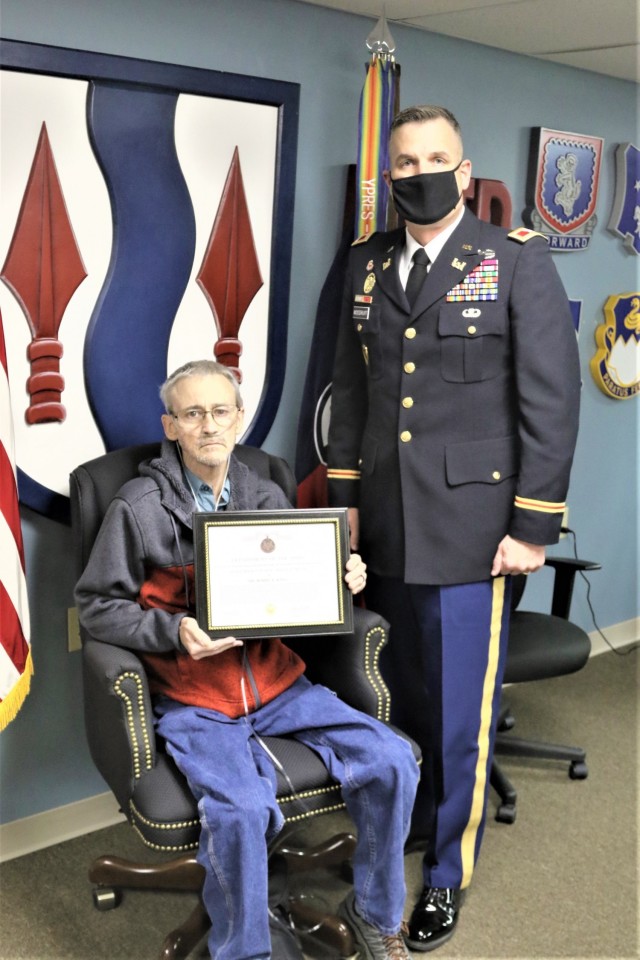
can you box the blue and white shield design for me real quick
[608,143,640,256]
[0,43,298,520]
[525,128,604,251]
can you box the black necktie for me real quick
[405,248,430,307]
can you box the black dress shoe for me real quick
[404,886,460,952]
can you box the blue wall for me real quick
[1,0,637,823]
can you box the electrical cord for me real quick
[562,527,638,656]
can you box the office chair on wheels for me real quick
[491,556,601,824]
[71,441,419,959]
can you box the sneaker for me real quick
[338,891,411,960]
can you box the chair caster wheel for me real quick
[569,761,588,780]
[93,887,120,911]
[495,803,516,824]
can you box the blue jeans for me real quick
[155,676,419,960]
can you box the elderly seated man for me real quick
[75,359,419,960]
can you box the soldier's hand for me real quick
[491,536,545,577]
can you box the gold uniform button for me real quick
[400,431,412,442]
[357,323,363,332]
[468,325,477,335]
[404,362,416,374]
[402,397,414,408]
[404,327,417,340]
[492,471,501,480]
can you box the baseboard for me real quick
[588,616,639,657]
[0,791,125,863]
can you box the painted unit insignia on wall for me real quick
[0,48,299,520]
[608,143,640,256]
[590,293,640,400]
[524,128,604,251]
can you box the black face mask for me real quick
[391,162,463,225]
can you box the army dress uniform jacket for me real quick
[327,208,581,586]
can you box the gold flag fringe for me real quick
[0,650,34,732]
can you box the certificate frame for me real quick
[193,508,354,639]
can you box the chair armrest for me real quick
[544,556,601,619]
[286,606,391,722]
[82,638,157,813]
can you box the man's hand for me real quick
[491,535,545,577]
[179,616,243,660]
[347,507,360,551]
[345,553,367,595]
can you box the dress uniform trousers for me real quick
[367,572,511,890]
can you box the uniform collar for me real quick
[401,206,466,276]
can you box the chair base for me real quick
[491,734,588,825]
[161,901,210,960]
[89,833,358,959]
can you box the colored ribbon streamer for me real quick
[355,56,400,240]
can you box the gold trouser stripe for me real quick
[459,576,505,889]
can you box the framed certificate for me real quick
[193,508,354,639]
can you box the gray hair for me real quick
[160,360,243,412]
[390,104,462,140]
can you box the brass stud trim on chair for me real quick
[282,801,347,825]
[129,799,199,831]
[130,822,199,853]
[364,626,391,723]
[278,783,342,804]
[114,672,153,778]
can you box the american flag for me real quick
[0,313,32,729]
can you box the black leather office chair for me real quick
[491,556,601,824]
[70,442,418,959]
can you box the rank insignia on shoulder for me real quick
[383,258,391,270]
[508,228,546,243]
[352,232,374,246]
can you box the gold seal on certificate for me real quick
[260,537,276,554]
[193,508,353,639]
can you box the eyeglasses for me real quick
[171,405,239,428]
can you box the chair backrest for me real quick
[69,442,297,579]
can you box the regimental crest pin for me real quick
[590,293,640,400]
[608,143,640,256]
[524,127,604,251]
[364,272,376,294]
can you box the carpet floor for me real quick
[0,648,637,960]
